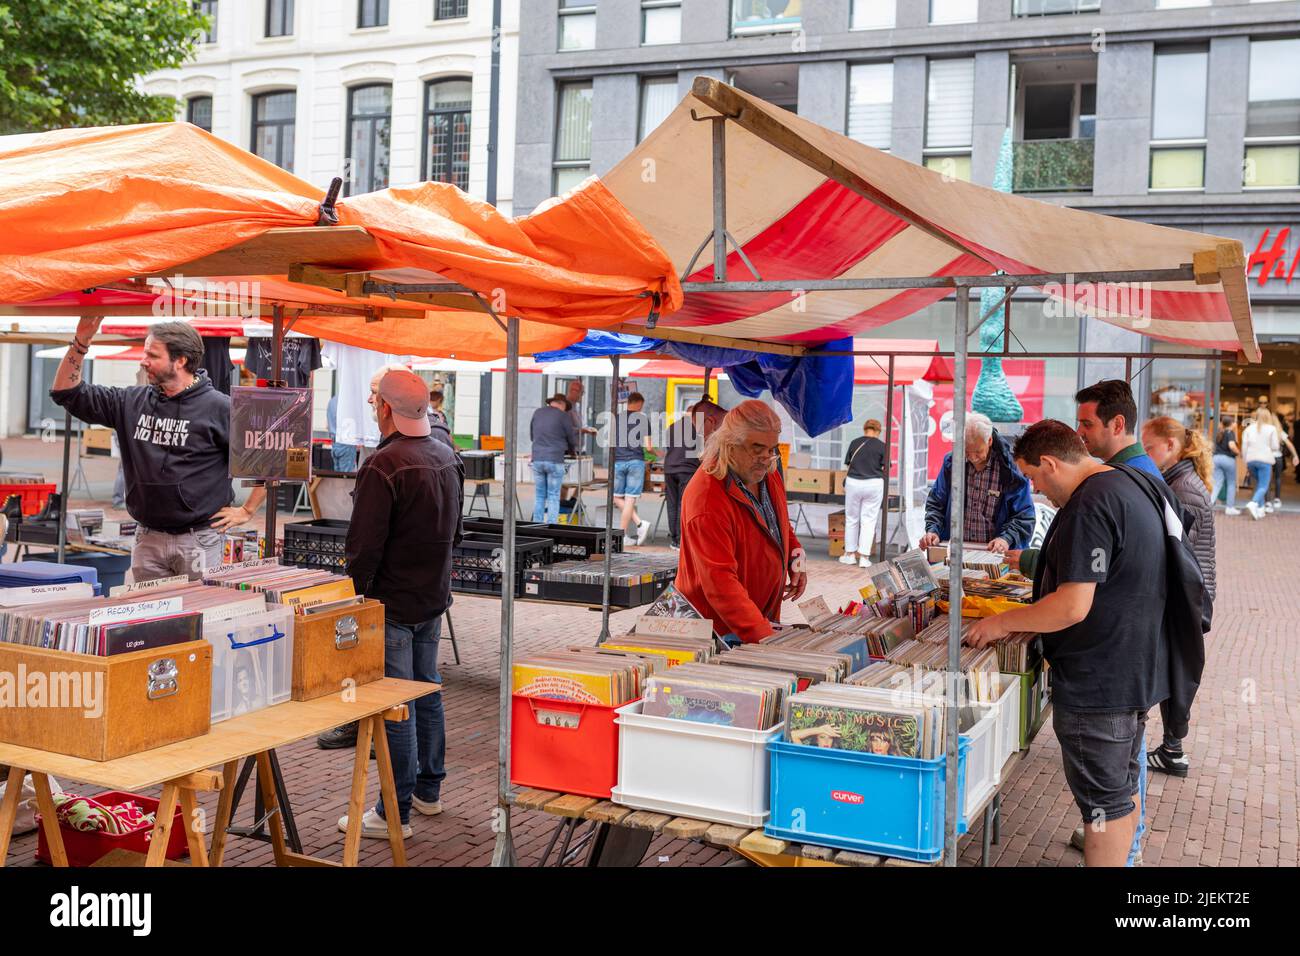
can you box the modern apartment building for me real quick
[514,0,1300,447]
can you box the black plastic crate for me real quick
[460,451,498,481]
[462,518,545,537]
[522,574,645,609]
[451,532,554,597]
[283,519,349,565]
[524,523,625,560]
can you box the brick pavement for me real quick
[2,434,1297,868]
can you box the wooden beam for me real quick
[663,817,712,840]
[690,77,991,267]
[620,810,673,832]
[1192,249,1220,285]
[703,823,751,847]
[169,770,223,791]
[1215,241,1261,364]
[584,801,633,825]
[512,789,560,810]
[138,226,382,279]
[613,322,805,357]
[544,794,599,819]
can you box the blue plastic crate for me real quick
[0,560,99,588]
[765,737,970,863]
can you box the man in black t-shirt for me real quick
[967,420,1168,867]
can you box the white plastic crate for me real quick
[611,700,782,827]
[960,703,999,820]
[204,607,294,723]
[993,673,1022,771]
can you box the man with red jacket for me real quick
[676,400,807,644]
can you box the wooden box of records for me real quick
[290,598,385,702]
[0,640,212,761]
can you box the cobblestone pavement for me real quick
[3,435,1295,867]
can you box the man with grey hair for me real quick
[51,315,265,581]
[921,410,1035,554]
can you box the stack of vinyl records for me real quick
[799,609,915,661]
[886,638,1002,703]
[641,662,798,730]
[720,644,853,687]
[783,684,948,759]
[938,576,1033,603]
[598,633,716,667]
[914,615,1038,673]
[512,648,650,705]
[203,561,357,614]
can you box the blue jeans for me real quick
[1129,731,1146,866]
[375,617,445,824]
[531,461,566,523]
[331,442,358,473]
[1248,460,1272,507]
[613,459,645,497]
[1211,454,1236,508]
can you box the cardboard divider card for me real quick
[798,595,831,622]
[108,574,192,598]
[0,583,95,606]
[633,615,714,640]
[87,597,183,627]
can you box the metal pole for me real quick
[264,304,283,556]
[711,118,727,283]
[492,315,520,868]
[876,355,895,563]
[946,285,970,867]
[56,409,72,564]
[485,0,502,206]
[599,354,620,643]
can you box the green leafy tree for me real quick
[0,0,209,134]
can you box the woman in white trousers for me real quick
[841,419,888,568]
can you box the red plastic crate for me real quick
[36,790,189,867]
[510,694,632,799]
[0,482,56,516]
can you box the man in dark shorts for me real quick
[967,420,1169,866]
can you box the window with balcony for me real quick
[358,0,388,28]
[924,58,974,181]
[265,0,293,37]
[1150,49,1207,191]
[1013,0,1100,14]
[187,95,213,132]
[639,77,677,142]
[346,85,392,196]
[851,0,895,30]
[424,79,472,192]
[1014,81,1096,192]
[554,81,593,195]
[559,0,596,50]
[435,0,468,18]
[930,0,977,25]
[251,91,295,171]
[1244,38,1300,189]
[194,1,218,43]
[848,63,893,151]
[731,0,801,37]
[642,1,680,44]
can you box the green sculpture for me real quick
[971,129,1024,424]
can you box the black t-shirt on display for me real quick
[844,436,887,480]
[245,337,323,388]
[1035,469,1170,712]
[1215,428,1237,458]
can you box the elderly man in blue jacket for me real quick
[920,411,1035,554]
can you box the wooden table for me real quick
[0,677,434,868]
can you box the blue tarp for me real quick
[533,331,855,437]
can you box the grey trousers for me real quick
[131,525,225,583]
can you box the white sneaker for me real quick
[838,554,858,565]
[1273,498,1282,509]
[859,557,873,568]
[412,795,442,816]
[635,519,651,545]
[1224,507,1241,516]
[1264,503,1275,514]
[1247,502,1264,520]
[338,808,411,840]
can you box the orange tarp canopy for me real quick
[0,123,681,359]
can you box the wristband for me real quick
[72,337,91,353]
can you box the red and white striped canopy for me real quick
[601,79,1258,362]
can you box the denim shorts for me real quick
[613,459,645,497]
[1054,706,1147,823]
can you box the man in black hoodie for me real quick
[51,316,264,582]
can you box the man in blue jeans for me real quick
[529,394,578,523]
[339,369,463,839]
[611,392,652,545]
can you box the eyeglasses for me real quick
[742,442,781,461]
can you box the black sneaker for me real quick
[317,722,360,750]
[1147,744,1190,777]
